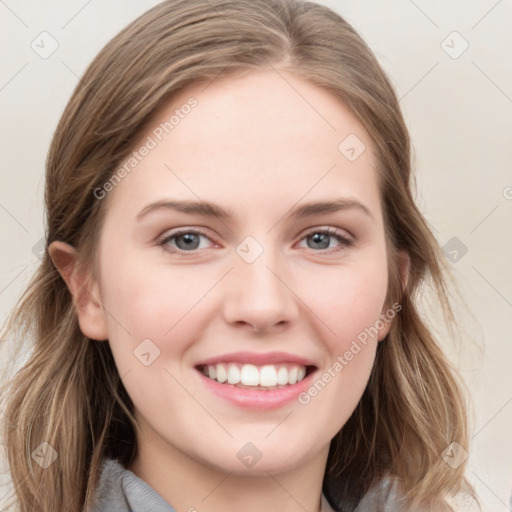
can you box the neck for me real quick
[128,424,330,512]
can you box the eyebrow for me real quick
[136,199,234,220]
[136,198,373,221]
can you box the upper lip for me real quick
[195,351,316,368]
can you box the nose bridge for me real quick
[223,236,297,331]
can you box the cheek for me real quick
[298,256,388,348]
[97,258,207,406]
[100,251,209,335]
[294,261,387,428]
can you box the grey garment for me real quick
[354,478,410,512]
[354,478,451,512]
[90,458,336,512]
[90,458,451,511]
[91,458,177,512]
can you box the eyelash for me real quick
[158,227,353,255]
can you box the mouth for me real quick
[195,362,317,390]
[193,351,318,409]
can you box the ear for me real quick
[49,241,108,341]
[377,250,410,341]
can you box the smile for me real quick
[194,351,318,409]
[197,363,310,389]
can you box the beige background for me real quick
[1,1,511,510]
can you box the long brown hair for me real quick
[1,1,474,510]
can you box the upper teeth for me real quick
[201,363,307,387]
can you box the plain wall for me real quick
[1,1,511,510]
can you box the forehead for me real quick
[105,68,382,224]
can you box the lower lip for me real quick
[196,370,315,410]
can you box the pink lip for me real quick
[196,369,316,410]
[195,351,316,367]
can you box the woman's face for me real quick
[90,69,392,475]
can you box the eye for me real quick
[297,227,353,252]
[158,227,353,255]
[159,229,215,252]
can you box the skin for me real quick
[51,68,406,512]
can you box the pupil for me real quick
[177,233,199,250]
[310,233,329,249]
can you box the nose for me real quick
[222,249,299,334]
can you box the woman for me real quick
[1,0,476,510]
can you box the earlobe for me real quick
[377,315,392,342]
[49,241,108,341]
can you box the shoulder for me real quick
[354,477,453,512]
[90,458,127,511]
[90,458,177,512]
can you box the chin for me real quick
[201,439,320,476]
